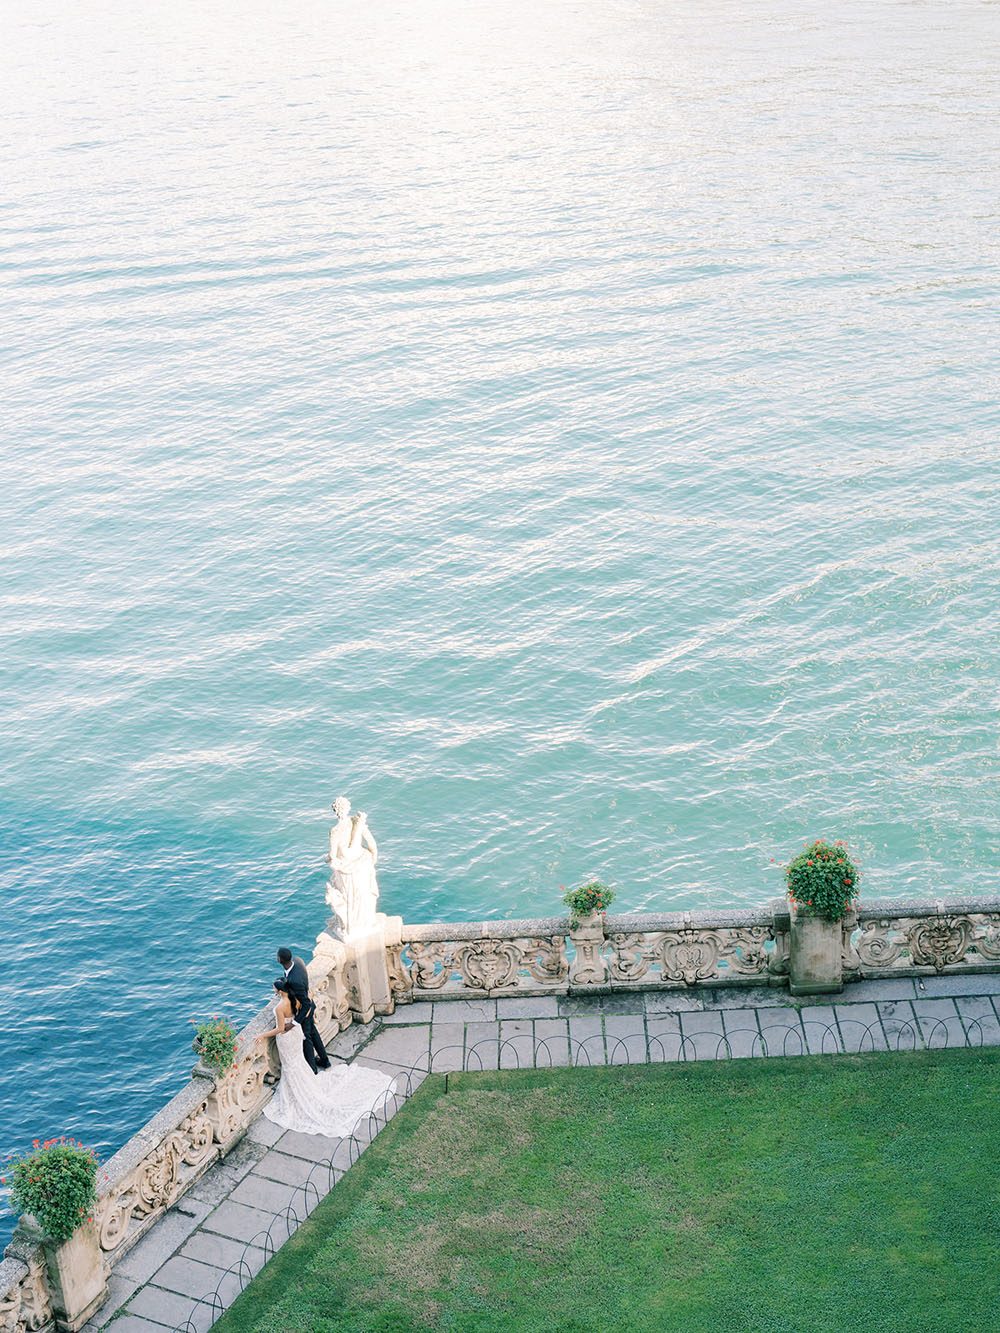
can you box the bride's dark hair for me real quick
[273,977,300,1014]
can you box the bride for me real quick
[257,980,395,1137]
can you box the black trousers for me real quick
[295,1000,330,1072]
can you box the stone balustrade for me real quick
[92,937,359,1273]
[6,889,1000,1331]
[0,1248,52,1333]
[391,905,787,1001]
[847,893,1000,978]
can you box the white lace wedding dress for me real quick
[263,1009,396,1137]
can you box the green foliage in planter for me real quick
[562,879,615,924]
[2,1138,98,1244]
[784,839,861,921]
[191,1015,239,1075]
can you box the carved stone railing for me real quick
[392,894,1000,1003]
[845,894,1000,978]
[92,936,357,1268]
[7,888,1000,1331]
[390,906,787,1000]
[2,932,357,1331]
[0,1248,52,1333]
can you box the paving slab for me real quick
[127,1283,209,1330]
[911,997,965,1047]
[840,977,917,1003]
[698,986,788,1010]
[559,993,644,1017]
[428,1020,465,1072]
[756,1009,807,1056]
[643,989,706,1013]
[89,1317,174,1333]
[955,995,1000,1044]
[325,1021,377,1061]
[252,1149,323,1188]
[568,1015,606,1066]
[834,1002,888,1052]
[228,1173,301,1216]
[876,1001,920,1051]
[678,1010,730,1061]
[178,1232,267,1275]
[721,1009,765,1058]
[604,1015,648,1064]
[151,1255,233,1302]
[245,1114,284,1147]
[499,1019,535,1069]
[273,1128,342,1161]
[380,1001,436,1024]
[533,1018,571,1067]
[463,1021,500,1071]
[495,996,561,1020]
[797,1005,841,1055]
[645,1013,682,1063]
[185,1139,267,1208]
[114,1201,212,1283]
[430,998,497,1023]
[362,1024,429,1069]
[88,1271,140,1327]
[201,1200,277,1247]
[916,973,1000,997]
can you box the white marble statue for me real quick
[326,797,380,939]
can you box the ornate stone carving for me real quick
[310,933,353,1035]
[454,940,522,990]
[659,930,722,985]
[853,912,994,974]
[906,916,973,972]
[608,934,654,983]
[405,941,455,990]
[386,940,414,1000]
[568,916,608,986]
[401,936,569,993]
[855,919,902,969]
[971,914,1000,961]
[723,927,772,975]
[205,1048,270,1145]
[520,936,569,985]
[0,1256,52,1333]
[96,1102,215,1254]
[608,926,772,987]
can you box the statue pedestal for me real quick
[342,913,395,1023]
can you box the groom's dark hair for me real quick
[276,947,292,966]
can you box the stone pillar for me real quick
[788,898,844,996]
[12,1217,107,1333]
[334,912,395,1023]
[568,913,609,988]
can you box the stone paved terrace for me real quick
[84,972,1000,1333]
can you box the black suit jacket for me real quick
[285,957,311,1011]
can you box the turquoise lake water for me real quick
[1,0,998,1237]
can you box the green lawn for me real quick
[214,1049,1000,1333]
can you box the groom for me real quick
[276,946,331,1075]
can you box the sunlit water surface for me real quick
[1,0,998,1240]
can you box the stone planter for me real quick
[16,1215,107,1333]
[788,898,843,995]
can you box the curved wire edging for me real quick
[169,1011,986,1331]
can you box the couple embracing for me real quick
[257,945,394,1137]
